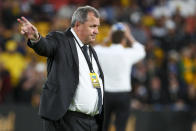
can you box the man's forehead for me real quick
[86,14,100,24]
[87,12,99,19]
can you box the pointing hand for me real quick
[17,16,39,41]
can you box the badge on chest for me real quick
[89,73,101,88]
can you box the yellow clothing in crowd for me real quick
[0,52,27,86]
[0,40,27,86]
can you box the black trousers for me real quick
[103,92,131,131]
[43,111,101,131]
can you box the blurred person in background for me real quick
[0,40,27,87]
[167,73,187,111]
[0,23,7,51]
[186,84,196,131]
[17,5,104,131]
[131,61,149,110]
[147,75,168,110]
[0,62,11,103]
[14,62,46,105]
[162,18,186,52]
[95,23,146,131]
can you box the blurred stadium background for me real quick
[0,0,196,131]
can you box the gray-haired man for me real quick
[18,5,104,131]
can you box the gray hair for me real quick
[71,5,100,27]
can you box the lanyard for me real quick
[74,38,94,73]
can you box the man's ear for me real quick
[75,21,81,28]
[75,21,83,32]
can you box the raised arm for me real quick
[17,16,57,57]
[124,23,146,63]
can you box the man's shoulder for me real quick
[55,31,65,35]
[48,31,65,37]
[48,28,72,39]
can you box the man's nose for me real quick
[94,28,99,34]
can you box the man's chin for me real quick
[87,39,96,45]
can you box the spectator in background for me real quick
[0,23,7,51]
[147,76,168,110]
[162,18,186,52]
[131,61,149,110]
[1,0,18,29]
[131,83,148,110]
[14,62,45,105]
[95,23,146,131]
[14,70,36,104]
[178,47,195,86]
[151,16,167,47]
[186,84,196,131]
[0,62,11,104]
[129,11,148,44]
[168,73,187,111]
[0,40,27,87]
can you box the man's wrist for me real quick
[30,33,41,43]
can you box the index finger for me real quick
[21,16,31,25]
[17,17,28,25]
[17,18,23,25]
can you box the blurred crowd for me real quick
[0,0,196,119]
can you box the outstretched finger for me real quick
[17,18,24,25]
[21,16,31,25]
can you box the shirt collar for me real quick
[71,28,89,47]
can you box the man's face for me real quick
[77,12,100,44]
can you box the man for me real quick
[95,23,146,131]
[17,6,104,131]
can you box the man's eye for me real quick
[90,25,97,28]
